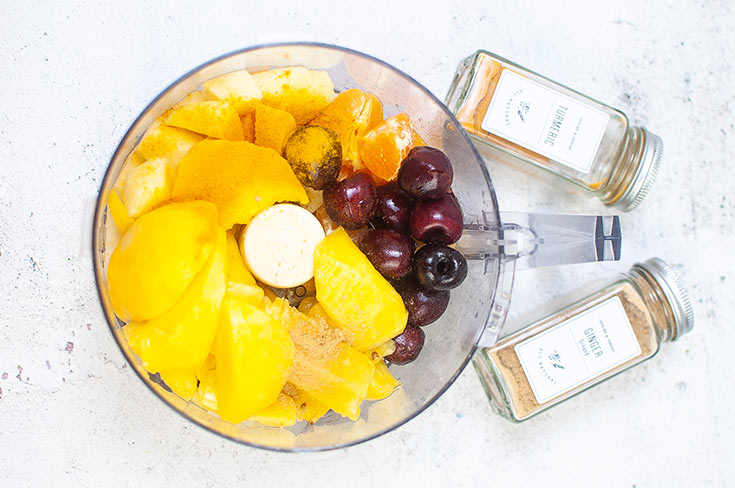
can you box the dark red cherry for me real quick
[323,172,377,229]
[409,193,463,244]
[398,146,453,199]
[359,229,413,280]
[385,325,425,365]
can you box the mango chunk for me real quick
[311,89,383,171]
[107,200,219,322]
[365,360,400,401]
[160,369,198,401]
[107,190,133,234]
[215,299,295,423]
[252,66,335,124]
[202,70,262,115]
[172,140,308,229]
[314,227,408,351]
[122,157,174,218]
[163,101,244,141]
[226,230,255,284]
[137,123,204,168]
[249,392,298,427]
[124,229,226,372]
[268,299,374,420]
[254,103,297,154]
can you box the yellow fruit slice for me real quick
[226,281,264,306]
[202,70,263,115]
[122,157,174,218]
[171,140,308,229]
[366,340,396,362]
[137,122,204,168]
[107,190,133,234]
[107,200,219,321]
[311,88,383,171]
[163,101,244,141]
[365,360,400,401]
[193,354,218,412]
[226,230,255,284]
[313,227,408,351]
[253,103,297,154]
[240,112,255,143]
[124,229,226,371]
[282,382,330,424]
[252,66,336,125]
[215,299,295,423]
[160,369,198,401]
[249,392,298,427]
[268,299,374,421]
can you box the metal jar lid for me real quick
[617,129,664,211]
[636,257,694,340]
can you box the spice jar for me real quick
[473,258,693,422]
[446,51,663,211]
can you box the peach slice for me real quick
[107,200,220,322]
[124,228,226,372]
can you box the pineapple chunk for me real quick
[365,360,400,401]
[313,227,408,351]
[226,281,264,306]
[249,392,298,427]
[174,91,212,108]
[122,157,174,218]
[282,382,330,424]
[137,122,203,168]
[160,369,198,401]
[252,66,335,124]
[107,190,133,234]
[226,230,256,284]
[202,70,262,115]
[253,103,296,154]
[171,140,308,229]
[268,299,374,421]
[193,354,218,412]
[163,101,244,141]
[215,299,294,423]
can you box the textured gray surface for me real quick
[1,1,733,486]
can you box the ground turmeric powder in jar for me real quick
[446,51,663,211]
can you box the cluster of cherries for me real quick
[323,146,467,365]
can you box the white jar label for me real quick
[481,69,609,173]
[515,296,641,404]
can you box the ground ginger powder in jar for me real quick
[473,258,693,422]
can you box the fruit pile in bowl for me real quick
[105,65,467,426]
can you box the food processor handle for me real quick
[456,212,621,270]
[456,212,621,346]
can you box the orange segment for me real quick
[358,113,417,182]
[311,89,383,171]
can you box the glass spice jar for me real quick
[473,258,693,422]
[446,50,663,211]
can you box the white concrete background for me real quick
[1,1,733,486]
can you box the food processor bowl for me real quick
[93,43,619,451]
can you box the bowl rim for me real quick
[92,41,502,452]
